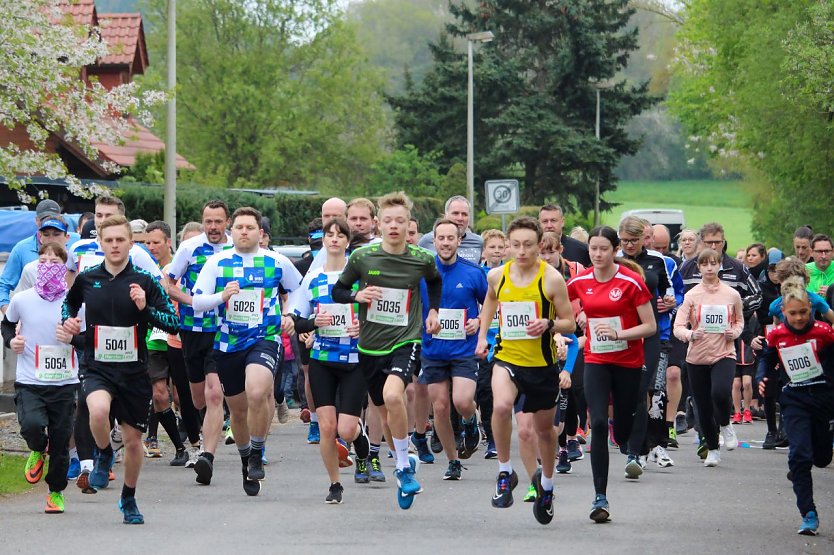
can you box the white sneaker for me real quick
[719,433,724,447]
[720,424,738,451]
[185,445,201,468]
[704,449,721,467]
[276,400,289,424]
[653,446,675,468]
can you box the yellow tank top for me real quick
[493,260,558,367]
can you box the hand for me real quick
[63,317,82,336]
[304,332,314,348]
[819,285,829,297]
[691,328,705,341]
[10,334,24,354]
[55,324,72,344]
[475,338,489,360]
[222,281,240,303]
[723,328,735,341]
[355,286,382,304]
[347,318,360,338]
[465,317,480,336]
[425,310,440,335]
[525,318,549,337]
[593,323,617,341]
[281,315,295,335]
[758,377,767,397]
[576,311,587,332]
[314,311,332,328]
[558,370,572,389]
[554,333,567,361]
[751,336,763,351]
[657,296,676,314]
[129,283,146,311]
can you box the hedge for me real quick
[116,184,444,240]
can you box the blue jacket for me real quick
[421,255,488,360]
[0,232,80,308]
[658,255,684,341]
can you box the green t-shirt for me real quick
[806,261,834,295]
[338,243,440,356]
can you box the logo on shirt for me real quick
[609,287,623,302]
[93,281,102,289]
[456,283,464,289]
[233,267,244,278]
[368,270,381,276]
[586,288,594,295]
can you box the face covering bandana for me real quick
[35,261,68,302]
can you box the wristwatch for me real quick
[546,319,555,332]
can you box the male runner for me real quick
[476,216,575,525]
[331,191,442,509]
[192,207,302,495]
[539,204,591,266]
[419,195,484,264]
[62,215,179,524]
[806,234,834,297]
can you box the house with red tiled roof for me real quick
[0,0,191,181]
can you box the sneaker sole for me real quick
[44,507,64,514]
[624,462,643,479]
[194,459,212,485]
[798,528,819,536]
[590,506,611,523]
[243,478,261,496]
[325,498,343,504]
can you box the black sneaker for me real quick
[491,470,518,508]
[762,431,777,450]
[242,464,260,496]
[532,468,554,525]
[170,448,188,467]
[326,482,343,504]
[430,431,443,454]
[556,449,572,474]
[194,454,213,485]
[775,431,790,448]
[459,417,481,459]
[443,460,463,481]
[248,449,265,481]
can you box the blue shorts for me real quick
[417,357,478,385]
[215,340,280,397]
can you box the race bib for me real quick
[94,326,138,362]
[698,304,730,333]
[499,301,538,341]
[78,253,104,272]
[588,317,627,354]
[34,345,77,381]
[435,308,466,341]
[317,303,353,338]
[778,342,824,383]
[367,287,410,327]
[489,309,500,332]
[148,327,168,343]
[226,289,264,325]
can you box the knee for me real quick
[492,401,513,419]
[19,419,42,439]
[518,424,535,443]
[666,368,681,383]
[382,389,402,408]
[88,403,109,425]
[204,385,223,406]
[432,399,450,418]
[318,418,337,440]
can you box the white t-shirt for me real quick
[7,288,79,386]
[15,259,38,293]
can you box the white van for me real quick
[621,209,685,251]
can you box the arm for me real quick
[0,246,24,310]
[755,344,778,390]
[1,314,17,348]
[561,333,579,374]
[476,270,500,358]
[620,301,657,341]
[543,266,576,335]
[728,294,745,340]
[331,256,360,304]
[61,276,84,322]
[141,277,181,334]
[673,295,694,342]
[740,266,762,316]
[190,258,225,313]
[164,276,193,306]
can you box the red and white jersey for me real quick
[765,321,834,385]
[567,264,653,368]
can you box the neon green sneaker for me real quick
[224,427,235,445]
[523,482,537,502]
[25,451,46,484]
[45,491,65,513]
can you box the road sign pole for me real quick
[501,214,506,233]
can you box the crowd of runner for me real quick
[2,193,832,535]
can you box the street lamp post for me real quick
[164,0,177,246]
[594,87,600,226]
[466,31,494,223]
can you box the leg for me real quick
[688,364,719,450]
[742,375,753,416]
[382,374,409,468]
[245,364,274,440]
[451,376,477,421]
[226,392,250,449]
[532,408,558,482]
[317,405,340,483]
[476,360,495,445]
[516,412,539,480]
[491,364,518,467]
[732,376,742,415]
[710,359,735,428]
[43,386,76,493]
[584,364,613,495]
[413,382,430,434]
[781,390,816,517]
[665,364,682,424]
[201,373,224,454]
[428,381,456,460]
[87,389,114,451]
[120,424,144,489]
[168,347,201,445]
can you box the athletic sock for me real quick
[157,408,185,450]
[541,474,554,491]
[69,447,78,460]
[369,443,381,459]
[393,436,410,470]
[498,460,512,474]
[413,431,426,440]
[251,436,265,452]
[238,443,252,463]
[121,485,136,500]
[100,444,114,457]
[310,412,318,423]
[147,408,159,438]
[354,425,370,460]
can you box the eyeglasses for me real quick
[619,237,640,245]
[703,240,724,246]
[813,249,833,255]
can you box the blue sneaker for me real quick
[307,422,320,444]
[567,439,584,461]
[589,493,610,523]
[411,434,434,464]
[484,440,497,459]
[624,455,643,480]
[395,454,421,510]
[119,496,144,525]
[556,449,572,474]
[798,510,819,536]
[67,457,81,480]
[262,445,268,466]
[90,450,113,490]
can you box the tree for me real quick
[389,0,657,211]
[0,0,162,201]
[364,145,465,199]
[140,0,389,191]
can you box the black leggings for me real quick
[627,333,661,456]
[476,359,494,443]
[167,346,202,445]
[687,358,735,450]
[584,363,642,496]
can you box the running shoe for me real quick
[696,437,708,460]
[248,449,265,481]
[110,424,123,452]
[44,491,65,514]
[299,407,311,423]
[326,482,344,504]
[194,454,213,485]
[395,454,421,510]
[77,468,97,494]
[775,430,790,448]
[608,420,618,449]
[170,448,188,467]
[354,458,370,484]
[224,427,235,445]
[491,470,519,508]
[484,440,497,459]
[576,427,588,445]
[186,445,201,468]
[109,469,116,482]
[650,445,674,468]
[67,458,81,480]
[762,431,777,450]
[624,455,643,479]
[667,427,679,449]
[276,399,289,424]
[704,449,720,467]
[430,430,443,454]
[523,482,537,502]
[532,468,554,525]
[336,439,353,468]
[90,450,113,489]
[731,412,742,425]
[556,449,572,474]
[720,424,738,450]
[262,445,269,465]
[242,463,261,496]
[675,411,688,434]
[307,422,321,444]
[119,497,144,525]
[411,434,434,464]
[443,459,463,481]
[589,494,610,523]
[742,409,753,424]
[368,455,386,482]
[286,398,300,409]
[459,416,481,459]
[798,511,819,536]
[24,450,46,484]
[144,437,161,458]
[566,439,584,461]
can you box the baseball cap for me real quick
[39,218,68,233]
[767,248,784,267]
[81,219,97,239]
[35,199,61,219]
[130,219,148,234]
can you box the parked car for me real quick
[621,209,685,252]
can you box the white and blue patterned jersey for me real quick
[288,270,359,364]
[192,248,302,353]
[67,238,162,280]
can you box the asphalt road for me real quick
[0,417,832,554]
